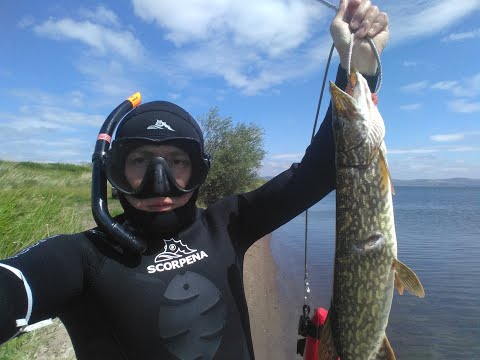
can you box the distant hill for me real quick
[261,175,480,187]
[392,178,480,187]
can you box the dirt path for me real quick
[30,319,75,360]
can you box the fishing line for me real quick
[315,0,338,11]
[302,0,383,309]
[303,43,335,309]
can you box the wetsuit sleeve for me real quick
[0,234,99,344]
[224,65,378,250]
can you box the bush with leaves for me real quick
[198,107,266,205]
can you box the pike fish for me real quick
[317,70,425,360]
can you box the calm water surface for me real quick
[271,186,480,359]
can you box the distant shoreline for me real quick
[262,173,480,187]
[391,178,480,187]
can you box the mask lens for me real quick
[106,139,207,197]
[123,147,191,191]
[124,150,154,190]
[164,155,191,181]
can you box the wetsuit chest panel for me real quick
[91,223,249,359]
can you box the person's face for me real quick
[123,144,193,212]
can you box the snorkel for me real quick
[91,92,147,254]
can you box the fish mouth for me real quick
[329,80,358,119]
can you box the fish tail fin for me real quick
[374,335,396,360]
[316,311,339,360]
[393,259,425,298]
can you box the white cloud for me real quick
[8,88,88,109]
[168,93,181,100]
[34,17,145,63]
[389,148,439,155]
[400,103,422,111]
[402,61,417,67]
[400,81,429,93]
[0,136,92,164]
[270,153,304,160]
[0,105,103,130]
[0,86,107,164]
[131,0,334,94]
[431,81,459,91]
[132,0,324,54]
[20,0,480,100]
[390,142,480,155]
[441,28,480,42]
[25,1,480,97]
[448,146,480,152]
[462,73,480,97]
[75,59,145,100]
[260,152,304,176]
[388,153,480,179]
[0,105,100,164]
[430,133,464,142]
[131,0,480,94]
[431,73,480,98]
[171,35,333,95]
[383,0,480,44]
[79,6,121,27]
[448,99,480,113]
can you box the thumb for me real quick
[333,0,347,22]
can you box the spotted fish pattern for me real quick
[318,70,425,360]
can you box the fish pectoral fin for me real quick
[393,259,425,298]
[394,272,405,295]
[374,335,396,360]
[317,311,339,360]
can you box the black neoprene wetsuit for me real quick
[0,67,377,359]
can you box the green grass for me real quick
[0,161,122,359]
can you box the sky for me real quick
[1,0,479,180]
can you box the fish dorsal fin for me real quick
[379,143,395,195]
[374,335,396,360]
[317,311,339,360]
[393,259,425,298]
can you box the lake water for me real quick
[270,186,480,359]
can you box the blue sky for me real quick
[1,0,479,179]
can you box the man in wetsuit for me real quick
[0,1,389,358]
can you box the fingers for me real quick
[349,0,371,32]
[343,0,362,23]
[333,0,348,23]
[356,5,379,38]
[347,0,389,38]
[368,12,389,38]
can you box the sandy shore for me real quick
[244,234,293,360]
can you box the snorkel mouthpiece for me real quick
[91,92,147,254]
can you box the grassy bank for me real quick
[0,161,121,359]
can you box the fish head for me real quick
[330,70,385,166]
